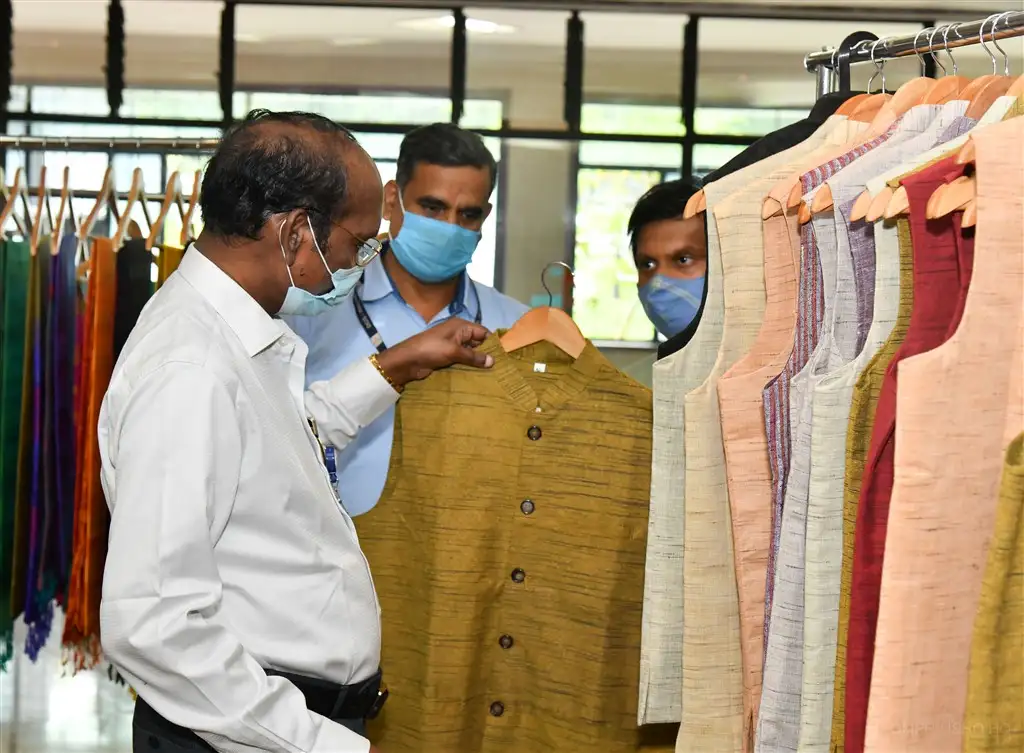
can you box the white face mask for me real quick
[277,217,364,317]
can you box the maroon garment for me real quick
[845,157,971,753]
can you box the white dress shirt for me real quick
[98,247,399,753]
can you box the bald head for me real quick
[200,109,381,250]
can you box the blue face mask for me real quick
[638,274,705,338]
[389,193,482,283]
[277,217,365,317]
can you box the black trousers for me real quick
[132,697,367,752]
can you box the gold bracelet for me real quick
[370,354,403,394]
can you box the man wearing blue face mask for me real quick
[288,123,528,517]
[628,178,708,340]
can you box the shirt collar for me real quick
[358,245,474,319]
[176,245,284,358]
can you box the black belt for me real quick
[133,669,387,747]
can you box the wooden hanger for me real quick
[51,166,73,252]
[927,174,975,219]
[962,198,977,228]
[146,171,185,251]
[500,262,586,359]
[882,185,910,219]
[956,136,975,166]
[683,190,706,220]
[180,170,202,246]
[0,167,32,238]
[798,200,812,224]
[835,93,872,116]
[28,166,51,256]
[111,167,149,248]
[79,165,117,246]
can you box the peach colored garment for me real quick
[864,116,1024,753]
[717,205,801,749]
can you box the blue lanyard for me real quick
[351,281,483,354]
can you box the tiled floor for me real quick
[0,615,134,753]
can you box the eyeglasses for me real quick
[344,229,383,268]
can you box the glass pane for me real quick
[465,8,568,132]
[8,84,27,112]
[581,12,686,136]
[695,106,805,138]
[573,168,659,342]
[113,153,162,194]
[124,1,220,98]
[235,5,450,108]
[13,0,106,86]
[581,103,684,139]
[461,100,504,131]
[165,154,210,197]
[578,140,681,170]
[122,89,223,121]
[29,86,109,116]
[693,144,747,178]
[236,91,451,127]
[19,151,110,192]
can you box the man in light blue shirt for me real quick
[288,123,528,516]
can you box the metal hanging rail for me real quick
[0,136,221,153]
[805,10,1024,96]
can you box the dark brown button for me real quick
[527,425,542,441]
[511,568,526,583]
[520,499,535,515]
[490,700,505,717]
[499,634,514,649]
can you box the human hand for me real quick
[375,318,493,387]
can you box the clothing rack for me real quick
[805,10,1024,98]
[0,136,220,153]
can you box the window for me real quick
[572,103,684,342]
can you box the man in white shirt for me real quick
[287,123,527,517]
[98,110,492,753]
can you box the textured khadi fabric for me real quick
[761,124,903,642]
[788,111,977,753]
[846,157,970,753]
[757,119,916,753]
[642,162,759,724]
[0,240,30,667]
[863,116,1024,753]
[359,335,676,753]
[63,238,117,668]
[678,131,831,753]
[717,204,800,747]
[830,217,914,753]
[963,432,1024,753]
[757,198,840,753]
[795,192,904,753]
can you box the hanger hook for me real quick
[912,28,929,76]
[941,24,958,75]
[541,261,574,307]
[990,11,1012,76]
[866,38,886,93]
[977,15,998,75]
[927,27,947,76]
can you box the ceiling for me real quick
[10,0,1023,56]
